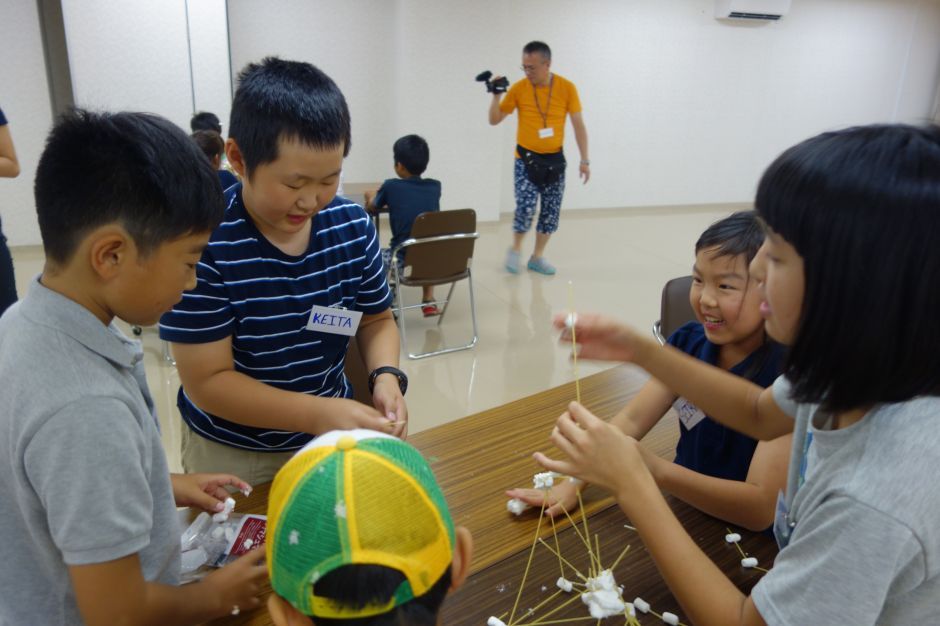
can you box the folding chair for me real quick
[652,275,696,344]
[391,209,479,359]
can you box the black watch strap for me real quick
[368,366,408,396]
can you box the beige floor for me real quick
[9,204,743,472]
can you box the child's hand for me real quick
[506,478,583,518]
[324,398,407,438]
[170,473,252,512]
[372,377,408,439]
[201,546,268,618]
[553,312,652,364]
[534,402,656,511]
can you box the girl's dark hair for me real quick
[311,564,451,626]
[34,109,224,265]
[756,123,940,413]
[696,211,776,377]
[191,129,224,161]
[229,57,351,178]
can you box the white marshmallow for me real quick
[210,526,225,540]
[243,538,254,550]
[581,569,625,619]
[533,471,559,489]
[741,557,758,568]
[487,618,507,626]
[565,312,577,329]
[507,498,531,516]
[556,577,574,593]
[633,597,651,613]
[212,497,237,523]
[662,611,679,625]
[725,533,742,543]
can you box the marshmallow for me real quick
[633,597,650,613]
[662,611,679,625]
[581,570,625,619]
[533,471,559,489]
[243,538,254,550]
[565,312,577,329]
[212,497,236,523]
[556,577,574,593]
[487,618,507,626]
[725,532,742,543]
[741,557,758,568]
[210,526,225,540]
[507,498,531,516]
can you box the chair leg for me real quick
[392,264,407,354]
[436,282,457,326]
[407,270,478,359]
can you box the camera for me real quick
[475,70,509,94]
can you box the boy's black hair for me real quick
[311,564,451,626]
[34,109,224,265]
[523,41,551,61]
[756,123,940,413]
[228,57,351,178]
[695,211,778,377]
[190,110,222,134]
[191,129,224,162]
[393,134,430,176]
[695,211,764,264]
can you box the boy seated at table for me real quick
[364,134,442,316]
[0,110,266,625]
[191,128,239,190]
[265,429,473,625]
[509,212,790,532]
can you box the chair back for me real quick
[660,275,696,341]
[402,209,477,283]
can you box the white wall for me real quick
[0,0,55,247]
[227,0,940,222]
[187,0,233,129]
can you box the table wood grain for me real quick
[209,365,777,625]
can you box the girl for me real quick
[509,212,790,532]
[537,124,940,625]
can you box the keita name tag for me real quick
[306,305,362,337]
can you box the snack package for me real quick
[179,511,267,582]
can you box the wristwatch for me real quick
[368,366,408,396]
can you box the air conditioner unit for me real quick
[715,0,791,21]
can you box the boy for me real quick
[160,58,408,486]
[364,134,442,316]
[0,110,266,625]
[265,429,473,625]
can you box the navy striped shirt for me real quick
[159,185,392,452]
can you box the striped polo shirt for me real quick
[159,184,392,452]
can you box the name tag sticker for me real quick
[306,305,362,337]
[673,397,707,431]
[538,127,555,139]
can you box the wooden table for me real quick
[214,365,777,625]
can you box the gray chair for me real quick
[652,275,696,344]
[391,209,479,359]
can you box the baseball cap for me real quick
[266,429,455,619]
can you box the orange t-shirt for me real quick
[499,73,582,154]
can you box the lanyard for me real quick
[532,74,554,128]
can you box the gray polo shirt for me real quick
[752,376,940,624]
[0,278,180,624]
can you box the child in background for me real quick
[0,110,265,625]
[192,129,239,190]
[161,58,407,487]
[509,212,789,532]
[265,429,473,625]
[539,124,940,624]
[364,134,442,317]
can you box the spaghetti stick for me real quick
[567,281,581,404]
[509,499,548,624]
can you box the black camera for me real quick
[476,70,509,94]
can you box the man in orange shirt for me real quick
[488,41,590,275]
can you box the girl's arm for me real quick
[642,435,792,531]
[557,313,792,440]
[536,402,768,626]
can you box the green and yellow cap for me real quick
[266,429,454,619]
